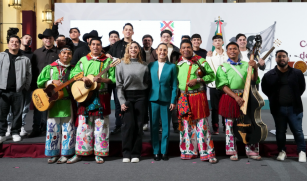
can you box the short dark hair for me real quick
[21,34,32,38]
[109,30,119,38]
[191,34,201,40]
[236,33,246,41]
[89,37,102,45]
[56,35,66,40]
[212,35,223,41]
[275,50,288,57]
[142,34,153,41]
[7,35,21,44]
[156,43,168,49]
[69,28,80,34]
[180,39,193,48]
[181,35,190,41]
[226,42,239,50]
[160,30,172,37]
[123,23,133,30]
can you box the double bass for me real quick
[233,35,268,144]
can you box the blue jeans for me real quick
[7,90,32,126]
[272,106,306,153]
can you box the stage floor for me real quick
[3,110,297,144]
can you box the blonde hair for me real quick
[123,41,143,64]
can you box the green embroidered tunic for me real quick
[177,57,215,91]
[70,56,116,89]
[215,61,260,90]
[37,63,72,118]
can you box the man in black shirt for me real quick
[29,29,60,138]
[106,23,134,135]
[0,36,31,143]
[191,34,207,59]
[6,34,33,137]
[70,30,102,65]
[262,50,306,163]
[103,30,120,53]
[52,17,87,52]
[106,23,134,59]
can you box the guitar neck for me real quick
[95,65,111,78]
[262,47,275,60]
[54,78,76,92]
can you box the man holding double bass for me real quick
[215,42,262,161]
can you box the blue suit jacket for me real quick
[148,61,177,104]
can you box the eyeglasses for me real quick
[56,39,66,42]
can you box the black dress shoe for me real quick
[111,127,121,135]
[173,127,179,133]
[162,154,169,161]
[28,130,41,138]
[153,154,161,161]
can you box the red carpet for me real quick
[0,142,302,158]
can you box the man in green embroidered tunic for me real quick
[67,38,116,164]
[37,45,76,164]
[215,42,261,161]
[177,40,217,163]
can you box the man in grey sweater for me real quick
[0,35,32,143]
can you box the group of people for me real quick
[0,17,306,164]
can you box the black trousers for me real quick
[0,91,24,136]
[108,83,121,128]
[209,88,225,132]
[121,90,146,158]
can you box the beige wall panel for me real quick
[181,0,202,2]
[116,0,142,3]
[37,0,52,49]
[246,0,271,2]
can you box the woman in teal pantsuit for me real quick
[148,43,177,161]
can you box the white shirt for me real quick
[158,61,165,80]
[240,50,249,62]
[167,45,173,60]
[206,49,228,88]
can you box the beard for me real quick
[277,61,288,68]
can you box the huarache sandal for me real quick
[209,158,217,164]
[230,154,238,161]
[67,155,82,164]
[250,155,262,160]
[95,156,105,164]
[56,156,68,164]
[48,156,59,164]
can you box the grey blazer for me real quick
[0,52,32,92]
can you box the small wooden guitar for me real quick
[71,59,121,103]
[32,72,84,112]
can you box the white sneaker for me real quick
[12,134,21,142]
[20,126,28,136]
[123,158,130,163]
[143,124,148,131]
[299,151,306,163]
[131,158,139,163]
[5,125,11,137]
[0,136,6,144]
[277,150,287,161]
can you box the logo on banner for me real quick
[160,21,175,43]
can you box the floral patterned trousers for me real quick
[75,115,109,156]
[180,118,215,161]
[225,118,259,156]
[45,116,75,157]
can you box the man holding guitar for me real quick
[36,45,76,164]
[67,38,116,164]
[215,42,261,161]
